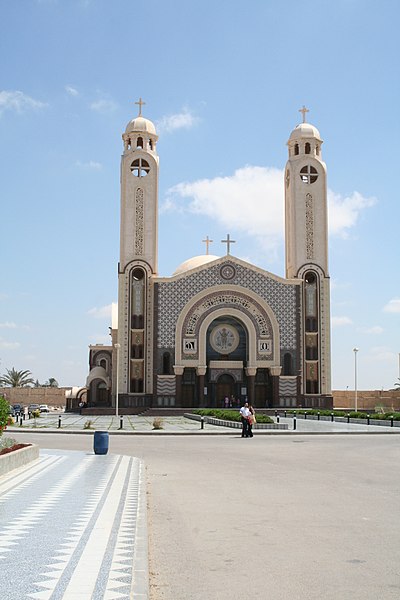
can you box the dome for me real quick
[173,255,220,276]
[289,122,321,141]
[125,115,157,135]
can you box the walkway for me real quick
[0,449,148,600]
[7,413,400,434]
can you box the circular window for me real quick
[220,264,236,280]
[130,158,150,177]
[210,324,239,354]
[300,165,318,184]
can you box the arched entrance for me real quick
[216,373,235,408]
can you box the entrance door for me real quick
[216,374,235,408]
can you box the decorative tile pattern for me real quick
[135,188,144,256]
[305,193,314,260]
[0,449,146,600]
[157,260,298,350]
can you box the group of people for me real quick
[239,401,256,438]
[223,395,239,408]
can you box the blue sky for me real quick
[0,0,399,390]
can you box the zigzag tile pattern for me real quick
[0,449,146,599]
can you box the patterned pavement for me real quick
[0,449,148,600]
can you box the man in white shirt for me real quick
[239,401,251,438]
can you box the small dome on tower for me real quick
[289,122,321,141]
[125,115,157,135]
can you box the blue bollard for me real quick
[94,431,109,455]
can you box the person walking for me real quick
[239,401,251,438]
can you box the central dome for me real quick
[173,255,220,276]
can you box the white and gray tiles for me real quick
[0,450,148,600]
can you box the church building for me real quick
[86,102,333,411]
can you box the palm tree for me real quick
[0,368,34,387]
[44,378,59,388]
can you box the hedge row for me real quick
[286,409,400,421]
[192,409,274,424]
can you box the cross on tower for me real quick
[135,97,146,116]
[221,234,236,255]
[202,236,213,255]
[299,105,309,123]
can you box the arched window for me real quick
[283,353,292,376]
[149,139,153,150]
[305,142,311,154]
[136,137,143,149]
[99,358,107,370]
[294,143,299,155]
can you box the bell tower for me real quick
[116,99,159,400]
[285,107,332,400]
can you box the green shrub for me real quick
[0,396,11,436]
[193,409,273,424]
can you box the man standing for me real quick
[239,401,251,438]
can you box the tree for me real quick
[0,396,11,434]
[395,378,400,389]
[0,368,34,387]
[44,378,59,388]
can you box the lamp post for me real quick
[353,347,359,412]
[114,343,121,418]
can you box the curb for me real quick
[0,443,40,476]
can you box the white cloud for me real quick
[383,298,400,313]
[0,90,48,115]
[358,326,384,334]
[157,108,199,133]
[368,346,396,362]
[166,166,284,256]
[65,85,79,96]
[0,338,20,349]
[76,160,102,170]
[164,166,376,257]
[331,316,353,327]
[0,322,17,329]
[328,190,376,237]
[90,99,118,113]
[87,304,113,319]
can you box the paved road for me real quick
[9,431,400,600]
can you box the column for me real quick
[174,366,184,407]
[269,366,282,407]
[245,367,257,405]
[196,366,207,408]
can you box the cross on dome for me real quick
[135,97,146,116]
[202,236,213,255]
[299,105,309,123]
[221,234,236,255]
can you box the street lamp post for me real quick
[114,343,121,418]
[353,347,359,412]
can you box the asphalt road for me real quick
[10,431,400,600]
